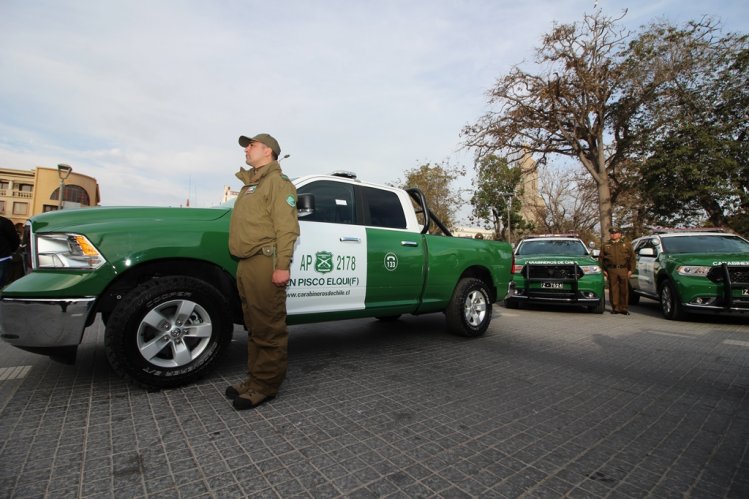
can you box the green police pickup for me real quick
[630,229,749,320]
[504,235,605,313]
[0,173,512,388]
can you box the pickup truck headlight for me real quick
[579,265,602,274]
[35,233,106,270]
[676,265,711,277]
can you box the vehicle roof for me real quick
[518,235,583,242]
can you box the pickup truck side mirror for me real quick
[638,247,655,257]
[591,249,600,257]
[297,193,315,218]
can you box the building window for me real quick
[43,205,58,212]
[13,202,28,216]
[0,201,5,213]
[18,184,33,192]
[51,185,91,206]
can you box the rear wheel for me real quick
[104,276,233,389]
[660,279,686,321]
[446,278,492,337]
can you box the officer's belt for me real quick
[607,265,629,269]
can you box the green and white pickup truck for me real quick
[0,172,512,388]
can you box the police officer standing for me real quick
[226,133,300,410]
[600,226,635,315]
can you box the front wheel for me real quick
[660,280,686,321]
[589,296,605,314]
[104,276,233,389]
[446,278,492,337]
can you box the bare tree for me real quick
[531,164,599,241]
[463,11,630,239]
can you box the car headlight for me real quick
[579,265,602,274]
[35,233,106,270]
[676,265,710,277]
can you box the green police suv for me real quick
[630,229,749,320]
[505,235,605,313]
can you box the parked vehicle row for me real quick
[506,229,749,322]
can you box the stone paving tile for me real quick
[0,306,747,498]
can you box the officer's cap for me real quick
[239,133,281,157]
[609,226,622,233]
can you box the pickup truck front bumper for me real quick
[0,297,95,350]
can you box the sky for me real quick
[1,0,747,218]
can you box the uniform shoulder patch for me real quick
[280,174,290,181]
[287,195,296,207]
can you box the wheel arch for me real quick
[459,265,497,302]
[92,258,241,326]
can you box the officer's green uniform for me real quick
[600,229,635,314]
[228,160,300,400]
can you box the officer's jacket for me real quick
[228,161,300,270]
[599,239,635,272]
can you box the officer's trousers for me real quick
[236,254,288,396]
[607,268,630,312]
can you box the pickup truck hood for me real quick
[30,206,232,232]
[665,252,749,267]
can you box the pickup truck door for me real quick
[364,227,425,312]
[287,221,367,314]
[287,180,367,314]
[358,185,426,312]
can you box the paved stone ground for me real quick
[0,300,747,498]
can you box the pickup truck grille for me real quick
[519,263,584,301]
[524,264,583,280]
[705,263,749,310]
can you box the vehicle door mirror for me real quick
[639,247,655,257]
[591,249,600,257]
[297,193,315,218]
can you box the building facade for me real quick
[0,167,101,228]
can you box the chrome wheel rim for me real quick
[464,290,488,327]
[136,299,213,368]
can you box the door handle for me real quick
[339,236,361,242]
[401,241,418,247]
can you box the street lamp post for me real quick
[499,191,514,243]
[57,163,73,210]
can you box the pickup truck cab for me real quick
[0,173,512,388]
[504,234,604,313]
[630,229,749,320]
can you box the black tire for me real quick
[446,278,492,337]
[504,298,519,309]
[104,276,233,389]
[659,279,686,321]
[589,296,605,314]
[629,286,640,305]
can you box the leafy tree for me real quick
[398,161,465,233]
[462,10,748,238]
[470,154,532,241]
[619,21,749,234]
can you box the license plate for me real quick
[542,282,564,289]
[743,289,749,296]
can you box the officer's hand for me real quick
[272,269,290,287]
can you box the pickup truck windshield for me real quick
[661,235,749,254]
[516,240,588,256]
